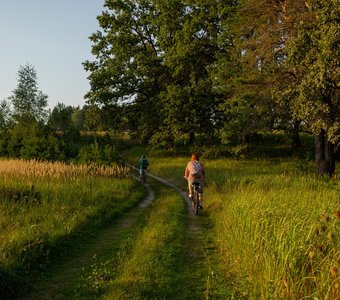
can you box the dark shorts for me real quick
[188,179,204,192]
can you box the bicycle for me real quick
[140,169,147,184]
[191,182,202,215]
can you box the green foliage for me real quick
[8,64,48,124]
[0,99,12,130]
[84,104,103,131]
[19,135,66,161]
[0,163,142,297]
[84,1,237,145]
[70,107,85,131]
[157,0,227,142]
[0,130,9,156]
[77,140,120,164]
[84,0,162,104]
[130,145,339,299]
[285,0,340,144]
[48,102,73,131]
[2,119,65,160]
[220,93,260,144]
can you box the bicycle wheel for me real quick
[194,189,199,215]
[140,170,146,184]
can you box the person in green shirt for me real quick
[139,155,149,183]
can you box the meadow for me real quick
[125,147,340,299]
[0,159,144,297]
[75,182,192,299]
[1,145,339,299]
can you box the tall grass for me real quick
[0,158,130,180]
[206,164,340,299]
[125,149,340,299]
[0,159,143,297]
[76,184,190,299]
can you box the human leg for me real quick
[188,180,193,198]
[140,169,146,183]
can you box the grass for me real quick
[103,184,185,299]
[207,168,340,299]
[74,168,236,299]
[123,146,340,299]
[0,159,144,298]
[75,179,216,299]
[1,142,339,299]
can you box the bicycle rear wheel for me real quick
[140,169,146,183]
[194,190,199,215]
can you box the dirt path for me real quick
[127,165,209,296]
[16,183,154,300]
[17,168,206,299]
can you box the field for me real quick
[125,147,340,299]
[0,149,339,299]
[0,159,144,297]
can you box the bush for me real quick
[77,141,120,164]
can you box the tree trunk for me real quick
[291,121,301,148]
[167,137,174,149]
[315,129,336,177]
[242,133,251,144]
[189,131,195,144]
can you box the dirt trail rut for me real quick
[18,167,204,299]
[17,182,154,300]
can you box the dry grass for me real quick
[0,158,141,297]
[0,159,130,181]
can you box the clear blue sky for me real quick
[0,0,104,109]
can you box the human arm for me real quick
[184,162,190,180]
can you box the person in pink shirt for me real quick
[184,153,205,208]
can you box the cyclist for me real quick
[139,155,149,183]
[184,153,205,209]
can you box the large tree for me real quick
[223,0,310,145]
[231,0,339,175]
[9,64,48,125]
[84,0,237,145]
[83,0,166,143]
[284,0,339,176]
[5,64,49,156]
[156,0,229,144]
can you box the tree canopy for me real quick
[9,63,48,124]
[83,0,339,175]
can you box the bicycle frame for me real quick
[191,182,202,215]
[140,169,147,183]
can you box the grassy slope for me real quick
[123,145,340,299]
[23,182,152,299]
[19,171,220,299]
[0,167,145,298]
[76,177,223,299]
[2,141,339,299]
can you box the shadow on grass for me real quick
[1,194,145,299]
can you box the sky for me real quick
[0,0,105,109]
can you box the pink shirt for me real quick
[185,160,205,181]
